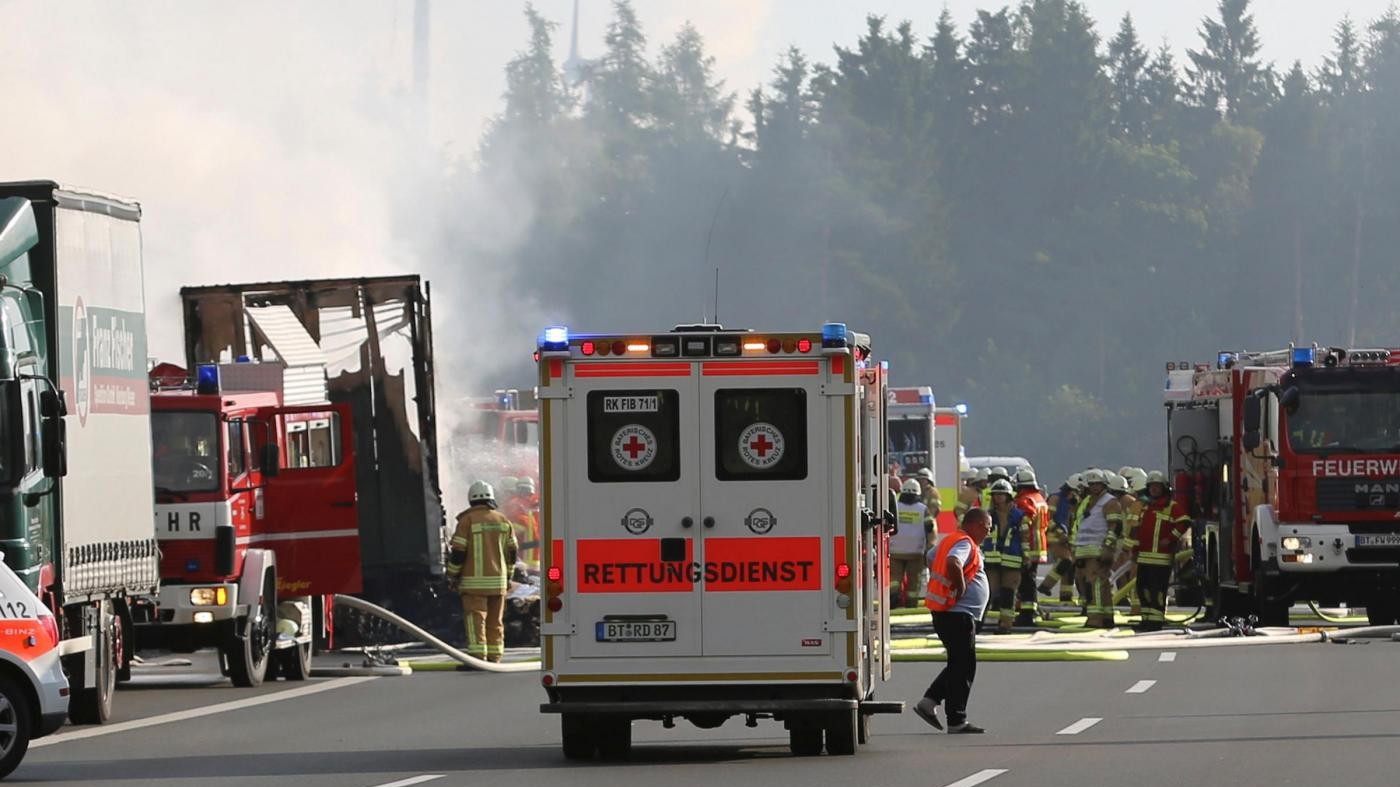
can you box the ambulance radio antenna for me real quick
[703,186,729,325]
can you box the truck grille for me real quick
[1316,477,1400,512]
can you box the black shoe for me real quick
[947,722,986,734]
[913,697,943,730]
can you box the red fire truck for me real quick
[135,362,361,685]
[1165,345,1400,626]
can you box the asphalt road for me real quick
[18,628,1400,787]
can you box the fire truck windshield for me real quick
[1285,388,1400,454]
[151,411,220,493]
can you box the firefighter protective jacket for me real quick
[1133,498,1192,566]
[1014,489,1049,561]
[447,505,519,595]
[990,504,1028,567]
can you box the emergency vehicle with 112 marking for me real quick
[536,323,902,759]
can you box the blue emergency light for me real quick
[919,393,934,404]
[195,364,220,395]
[954,403,969,416]
[1291,347,1315,368]
[1217,352,1236,369]
[821,322,848,349]
[539,326,570,352]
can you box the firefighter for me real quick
[1012,468,1048,627]
[1106,472,1139,615]
[1133,471,1191,631]
[916,467,943,521]
[955,469,987,520]
[1073,469,1124,628]
[509,477,541,568]
[447,481,519,663]
[1117,468,1149,615]
[1038,473,1081,603]
[986,479,1025,633]
[981,466,1010,509]
[891,479,937,607]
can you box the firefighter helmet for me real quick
[1107,471,1130,495]
[1014,468,1038,488]
[500,476,518,494]
[1083,468,1107,487]
[917,467,936,482]
[468,480,497,506]
[961,468,977,481]
[1066,473,1084,490]
[989,466,1010,481]
[1144,470,1171,493]
[901,479,922,496]
[974,468,991,483]
[517,477,537,494]
[1123,467,1148,494]
[988,479,1014,497]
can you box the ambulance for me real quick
[536,324,902,759]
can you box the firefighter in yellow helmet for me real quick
[447,481,519,663]
[955,468,987,520]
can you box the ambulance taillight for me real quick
[546,565,564,612]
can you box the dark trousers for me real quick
[1136,563,1172,622]
[924,611,977,726]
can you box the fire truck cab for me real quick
[1166,346,1400,626]
[138,362,361,686]
[537,323,901,759]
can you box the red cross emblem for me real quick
[749,434,775,457]
[622,435,646,459]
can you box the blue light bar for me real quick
[919,394,934,404]
[539,326,569,352]
[821,322,848,349]
[954,403,968,416]
[1217,352,1235,369]
[195,364,220,395]
[1292,347,1315,367]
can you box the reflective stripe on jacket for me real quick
[1135,498,1192,566]
[447,505,519,595]
[892,501,933,556]
[926,532,983,612]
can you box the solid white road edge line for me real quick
[369,776,445,787]
[943,769,1009,787]
[1126,679,1157,694]
[32,676,378,748]
[1056,717,1103,735]
[1159,651,1177,663]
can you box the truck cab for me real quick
[537,324,900,760]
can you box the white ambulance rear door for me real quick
[696,356,836,657]
[562,360,703,658]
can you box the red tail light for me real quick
[611,340,627,356]
[797,338,812,353]
[836,563,851,579]
[547,566,562,582]
[767,339,782,354]
[39,613,59,647]
[547,596,563,613]
[581,341,595,356]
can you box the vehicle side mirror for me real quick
[40,390,66,479]
[1242,431,1261,452]
[1242,392,1262,452]
[1280,386,1300,412]
[260,443,280,477]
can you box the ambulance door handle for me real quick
[681,517,694,529]
[703,516,715,529]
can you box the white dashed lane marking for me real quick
[369,776,444,787]
[1056,717,1102,735]
[942,769,1009,787]
[1159,651,1177,663]
[1126,679,1157,694]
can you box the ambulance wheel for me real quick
[69,601,116,725]
[561,714,597,760]
[788,726,823,757]
[857,712,873,745]
[0,675,33,779]
[595,718,632,760]
[824,709,858,756]
[224,574,275,688]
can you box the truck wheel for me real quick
[824,709,857,756]
[114,600,134,684]
[224,574,275,688]
[560,714,596,760]
[857,712,873,745]
[69,601,116,725]
[1253,578,1290,628]
[1365,592,1399,626]
[789,726,823,757]
[595,718,632,760]
[0,675,34,779]
[275,641,313,681]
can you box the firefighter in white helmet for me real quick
[986,479,1025,632]
[955,468,988,520]
[1133,471,1191,631]
[1074,469,1124,628]
[916,467,943,521]
[447,481,519,662]
[1107,472,1140,616]
[1012,468,1048,627]
[891,479,937,608]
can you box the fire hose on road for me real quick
[333,594,540,674]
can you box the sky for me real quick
[3,0,1396,366]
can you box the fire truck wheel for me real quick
[788,725,823,757]
[594,718,632,760]
[560,714,597,760]
[0,675,34,779]
[824,709,858,755]
[224,574,275,688]
[275,640,313,681]
[1365,592,1399,626]
[1252,578,1290,628]
[69,601,116,725]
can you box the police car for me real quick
[536,323,901,759]
[0,557,69,778]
